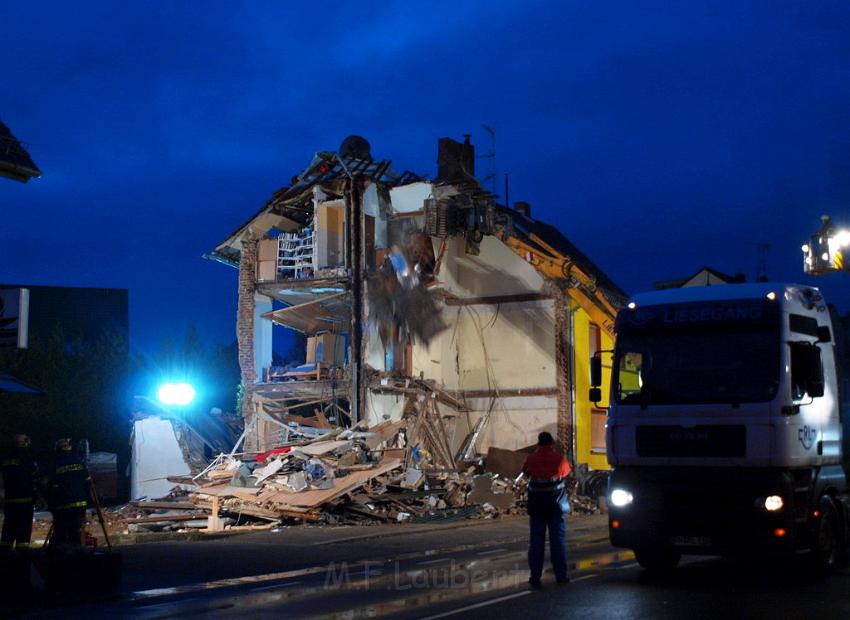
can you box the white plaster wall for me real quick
[363,184,388,248]
[413,300,556,392]
[365,391,406,426]
[130,417,192,500]
[438,236,544,298]
[455,300,555,391]
[412,305,456,386]
[389,182,433,213]
[453,395,558,453]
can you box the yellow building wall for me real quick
[573,308,615,471]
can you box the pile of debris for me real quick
[184,415,524,526]
[113,388,604,532]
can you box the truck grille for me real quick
[636,425,746,458]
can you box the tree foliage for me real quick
[1,326,241,463]
[0,327,129,466]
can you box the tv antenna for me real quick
[754,242,771,282]
[480,125,497,195]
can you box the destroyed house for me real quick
[208,136,626,472]
[0,120,40,183]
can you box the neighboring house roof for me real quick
[654,266,745,289]
[0,120,40,182]
[504,207,628,306]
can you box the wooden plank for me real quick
[297,440,351,456]
[260,459,402,508]
[122,513,208,524]
[194,485,261,498]
[130,501,198,511]
[193,498,318,522]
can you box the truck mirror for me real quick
[817,326,832,343]
[590,355,602,387]
[589,387,602,403]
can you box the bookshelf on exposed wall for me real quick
[278,228,315,279]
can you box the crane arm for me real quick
[495,230,619,337]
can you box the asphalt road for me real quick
[12,514,850,619]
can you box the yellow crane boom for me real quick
[496,229,619,337]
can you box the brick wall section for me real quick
[546,281,574,466]
[237,235,259,449]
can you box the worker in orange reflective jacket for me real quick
[48,438,91,549]
[1,434,39,552]
[522,431,572,587]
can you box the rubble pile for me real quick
[184,416,524,526]
[113,388,602,533]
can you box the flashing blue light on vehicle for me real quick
[157,382,196,406]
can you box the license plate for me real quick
[672,535,711,547]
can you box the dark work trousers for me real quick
[51,509,85,547]
[1,502,34,549]
[528,511,567,582]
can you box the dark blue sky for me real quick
[3,1,850,354]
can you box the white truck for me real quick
[591,283,850,572]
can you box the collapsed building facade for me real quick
[208,135,626,474]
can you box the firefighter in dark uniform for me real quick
[1,434,38,552]
[48,438,90,549]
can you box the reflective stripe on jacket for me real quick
[49,453,90,511]
[523,446,572,516]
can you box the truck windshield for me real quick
[613,299,781,406]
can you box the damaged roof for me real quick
[208,148,422,265]
[208,136,626,310]
[0,120,40,183]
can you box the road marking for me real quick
[618,562,639,569]
[348,569,384,577]
[131,566,329,601]
[251,580,302,592]
[419,590,532,619]
[131,539,619,603]
[572,574,599,583]
[418,558,451,566]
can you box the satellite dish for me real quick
[339,135,371,160]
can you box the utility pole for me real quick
[346,176,366,425]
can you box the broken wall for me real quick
[407,235,559,453]
[437,236,544,298]
[412,301,556,391]
[364,391,406,426]
[452,395,557,453]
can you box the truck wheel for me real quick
[810,497,840,577]
[634,547,681,572]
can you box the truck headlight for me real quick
[764,495,784,512]
[610,489,634,507]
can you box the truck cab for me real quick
[596,283,849,572]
